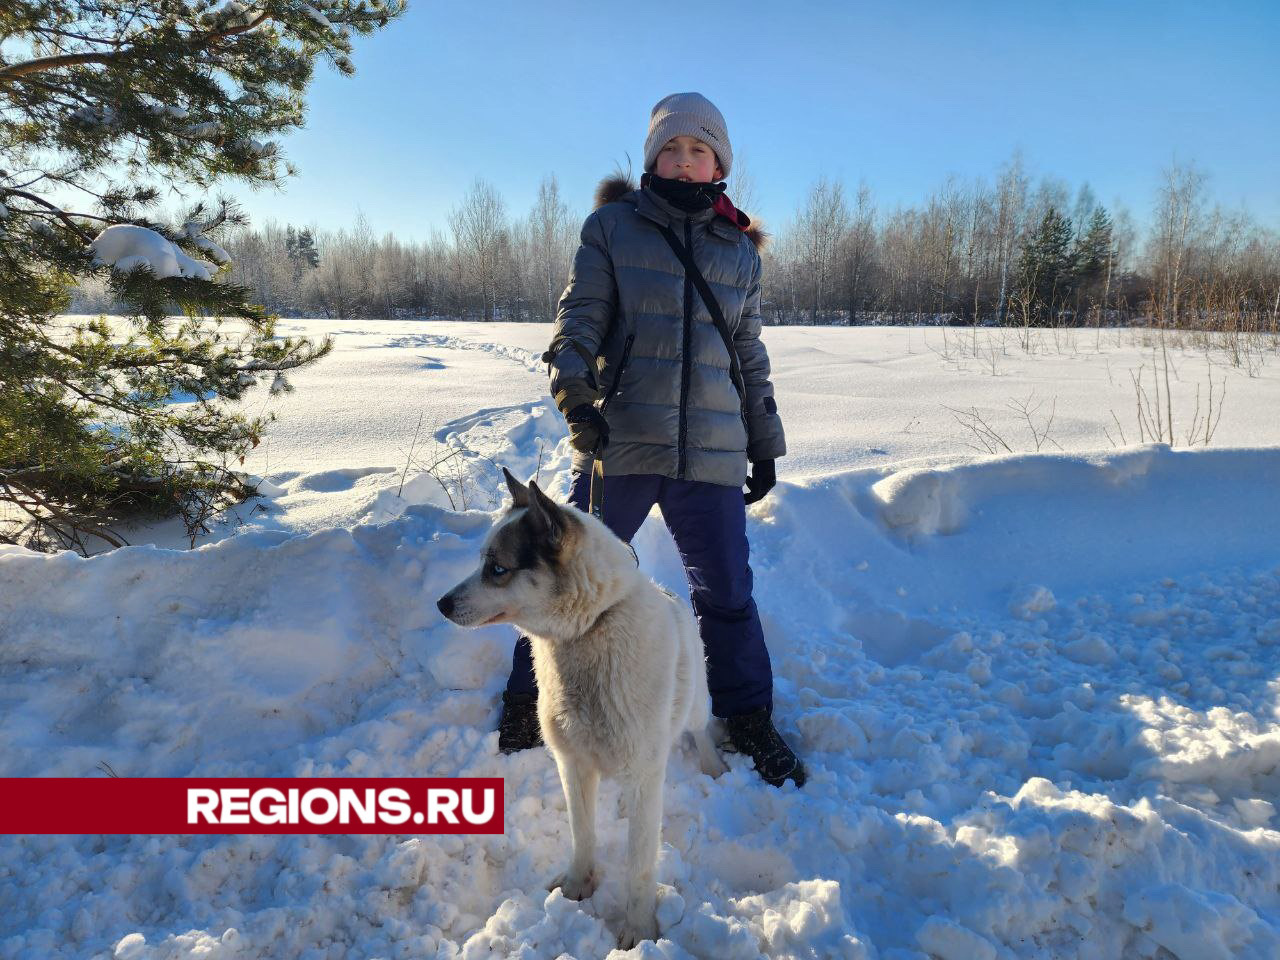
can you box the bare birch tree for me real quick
[1149,161,1207,325]
[526,175,577,323]
[795,176,849,323]
[994,153,1029,325]
[727,152,760,222]
[839,182,877,323]
[449,178,509,321]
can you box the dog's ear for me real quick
[502,467,530,508]
[526,480,565,550]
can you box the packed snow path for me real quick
[1,321,1278,959]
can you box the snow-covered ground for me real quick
[2,320,1279,959]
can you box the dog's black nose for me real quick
[437,595,454,618]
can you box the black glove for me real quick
[564,403,610,454]
[743,459,776,505]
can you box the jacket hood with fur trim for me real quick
[593,174,768,251]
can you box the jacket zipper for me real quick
[677,219,693,479]
[600,333,635,412]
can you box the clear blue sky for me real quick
[243,0,1280,240]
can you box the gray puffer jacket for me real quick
[546,175,785,488]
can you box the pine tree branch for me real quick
[30,26,127,47]
[0,51,120,79]
[30,367,144,417]
[1,187,98,241]
[0,12,271,81]
[29,170,114,200]
[0,476,128,550]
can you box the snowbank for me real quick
[848,442,1280,611]
[2,442,1279,958]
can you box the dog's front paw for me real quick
[548,868,598,901]
[699,750,729,778]
[617,915,659,949]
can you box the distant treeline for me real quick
[72,158,1280,332]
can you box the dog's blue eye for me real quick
[490,563,508,576]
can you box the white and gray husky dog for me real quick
[437,468,726,948]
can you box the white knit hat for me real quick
[643,92,733,179]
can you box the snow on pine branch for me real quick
[231,137,276,158]
[89,224,221,281]
[299,2,336,31]
[182,220,232,265]
[201,0,346,36]
[182,121,223,141]
[71,104,118,129]
[199,1,260,28]
[145,102,191,121]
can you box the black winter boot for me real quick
[497,691,543,754]
[724,708,806,788]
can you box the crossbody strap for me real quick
[588,455,636,567]
[541,335,601,394]
[653,224,748,418]
[589,453,604,520]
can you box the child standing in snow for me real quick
[499,92,804,788]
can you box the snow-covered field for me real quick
[2,320,1279,959]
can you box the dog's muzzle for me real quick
[436,593,456,620]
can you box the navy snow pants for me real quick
[504,471,773,718]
